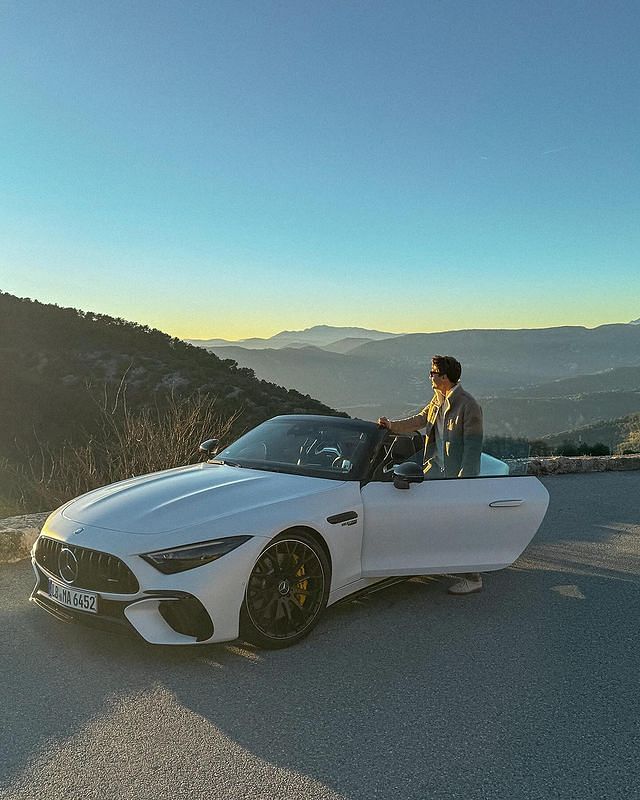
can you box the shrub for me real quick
[2,390,239,515]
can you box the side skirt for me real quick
[328,576,408,607]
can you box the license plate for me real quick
[47,578,98,614]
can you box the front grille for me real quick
[35,536,139,594]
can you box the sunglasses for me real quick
[429,370,444,378]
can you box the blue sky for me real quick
[1,0,639,338]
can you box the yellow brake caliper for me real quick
[292,554,308,606]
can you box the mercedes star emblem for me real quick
[58,547,79,584]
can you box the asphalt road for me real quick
[1,472,639,800]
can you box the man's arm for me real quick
[459,400,483,477]
[378,406,430,434]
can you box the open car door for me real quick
[360,474,549,577]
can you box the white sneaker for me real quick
[448,576,483,595]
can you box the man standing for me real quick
[377,354,484,595]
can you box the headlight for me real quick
[141,536,252,574]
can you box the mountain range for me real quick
[189,323,640,439]
[189,325,400,351]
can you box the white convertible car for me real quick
[31,415,549,649]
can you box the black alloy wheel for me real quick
[240,531,330,649]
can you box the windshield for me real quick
[213,417,378,480]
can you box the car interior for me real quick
[370,432,424,481]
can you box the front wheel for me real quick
[240,531,330,649]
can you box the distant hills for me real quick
[190,323,640,440]
[188,325,401,351]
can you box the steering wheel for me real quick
[312,442,342,458]
[297,439,342,468]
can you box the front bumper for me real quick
[30,532,267,645]
[31,562,214,643]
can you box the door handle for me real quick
[489,499,524,508]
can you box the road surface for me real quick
[1,472,638,799]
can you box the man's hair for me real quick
[432,355,462,383]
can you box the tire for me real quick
[240,530,330,649]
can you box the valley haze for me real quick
[188,321,640,443]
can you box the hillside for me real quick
[481,392,640,439]
[0,292,340,460]
[505,366,640,397]
[543,412,640,453]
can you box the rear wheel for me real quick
[240,531,330,649]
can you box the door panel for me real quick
[360,476,549,576]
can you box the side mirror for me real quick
[199,439,220,457]
[393,461,424,490]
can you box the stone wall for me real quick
[506,453,640,476]
[0,512,49,564]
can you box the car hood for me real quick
[61,463,342,534]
